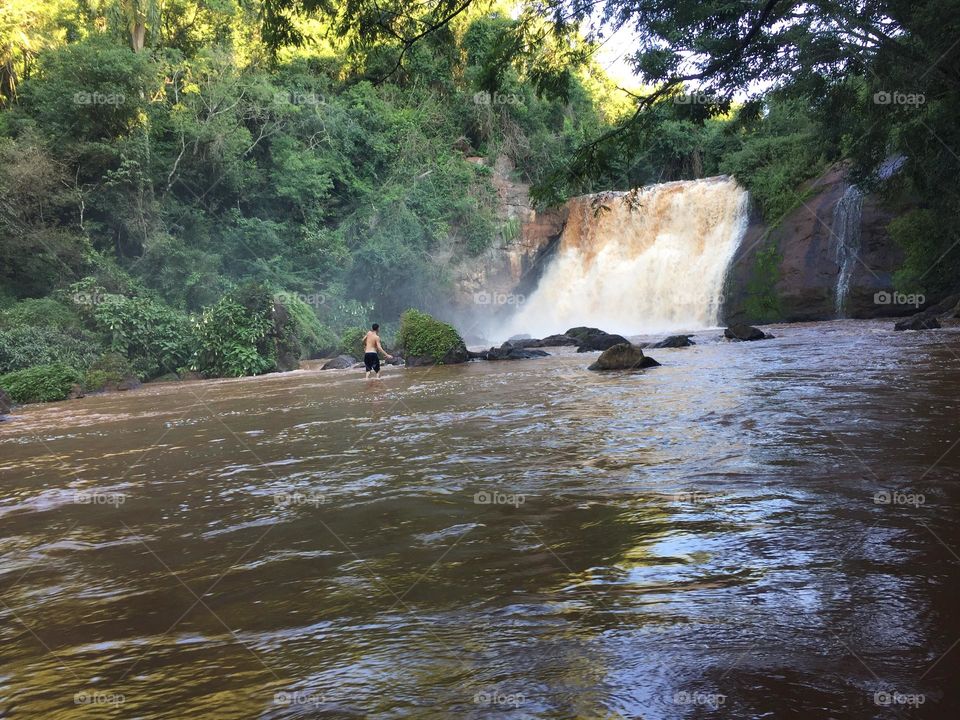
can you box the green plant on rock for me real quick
[0,364,81,404]
[82,353,134,392]
[397,309,465,364]
[743,240,784,323]
[338,326,367,358]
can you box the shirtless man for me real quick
[363,323,393,379]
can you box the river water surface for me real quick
[2,320,959,719]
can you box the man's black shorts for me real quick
[364,352,380,373]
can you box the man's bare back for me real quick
[363,326,393,379]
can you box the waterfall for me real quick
[832,185,864,318]
[498,176,750,338]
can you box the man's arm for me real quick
[376,337,393,360]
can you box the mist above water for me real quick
[498,176,750,340]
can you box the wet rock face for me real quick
[322,355,357,370]
[723,165,905,324]
[651,335,695,348]
[587,343,660,371]
[724,325,770,341]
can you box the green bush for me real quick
[82,353,134,392]
[0,298,81,331]
[192,283,303,377]
[281,294,339,358]
[0,363,81,403]
[88,293,193,379]
[338,326,367,358]
[397,309,465,364]
[0,326,100,374]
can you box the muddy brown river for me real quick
[1,320,959,718]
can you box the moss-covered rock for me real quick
[338,326,368,359]
[82,353,136,392]
[0,364,82,403]
[397,309,468,366]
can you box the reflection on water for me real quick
[1,321,959,718]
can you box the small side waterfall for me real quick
[498,176,750,338]
[832,184,864,318]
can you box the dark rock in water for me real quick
[576,332,630,352]
[322,354,357,370]
[179,371,204,381]
[480,346,550,361]
[117,377,141,392]
[68,384,85,400]
[894,314,942,331]
[588,343,660,371]
[893,293,957,330]
[724,324,768,341]
[383,356,403,365]
[152,373,180,384]
[501,338,544,349]
[652,335,695,348]
[0,387,12,417]
[540,334,578,346]
[405,344,470,367]
[565,326,606,342]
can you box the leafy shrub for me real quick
[0,364,81,403]
[281,294,339,358]
[82,353,134,392]
[88,293,193,380]
[338,326,367,358]
[397,309,465,364]
[0,326,100,374]
[0,298,81,331]
[192,283,302,377]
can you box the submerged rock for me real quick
[540,333,578,346]
[576,332,630,352]
[588,343,660,371]
[894,315,941,331]
[652,335,695,348]
[475,346,550,361]
[322,354,357,370]
[724,324,769,341]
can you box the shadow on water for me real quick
[1,320,959,718]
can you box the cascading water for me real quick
[832,184,864,318]
[499,176,750,338]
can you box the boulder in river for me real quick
[0,387,12,419]
[651,335,695,348]
[322,354,357,370]
[117,377,141,392]
[894,314,942,331]
[540,334,578,346]
[724,324,770,341]
[475,346,550,361]
[576,332,630,352]
[405,345,470,367]
[588,343,660,371]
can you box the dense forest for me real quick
[1,0,958,400]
